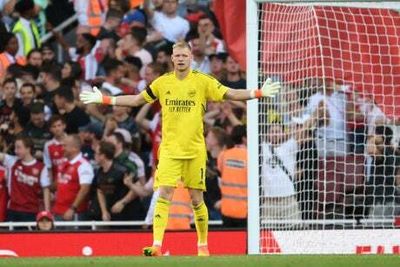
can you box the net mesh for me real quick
[257,2,400,253]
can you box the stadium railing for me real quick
[0,220,223,231]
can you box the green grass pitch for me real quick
[0,255,399,267]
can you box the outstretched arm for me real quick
[224,78,280,101]
[79,87,147,107]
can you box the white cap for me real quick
[114,128,132,144]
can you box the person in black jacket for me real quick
[364,126,400,220]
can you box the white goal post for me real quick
[247,0,400,254]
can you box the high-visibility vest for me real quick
[12,20,41,56]
[218,146,248,219]
[167,183,192,230]
[87,0,107,36]
[0,53,26,78]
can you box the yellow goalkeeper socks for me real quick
[193,201,209,246]
[153,197,171,246]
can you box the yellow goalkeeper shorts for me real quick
[154,153,207,191]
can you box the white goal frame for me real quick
[246,0,400,255]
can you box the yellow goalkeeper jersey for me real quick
[141,70,228,159]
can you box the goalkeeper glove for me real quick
[251,78,280,99]
[79,87,116,105]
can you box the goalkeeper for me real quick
[80,41,280,257]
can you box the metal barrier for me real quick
[40,13,78,62]
[0,220,223,231]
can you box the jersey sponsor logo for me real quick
[52,158,66,166]
[166,91,171,95]
[58,173,72,184]
[165,98,196,113]
[15,169,39,186]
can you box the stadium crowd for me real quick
[0,0,399,231]
[0,0,249,230]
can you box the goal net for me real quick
[247,0,400,254]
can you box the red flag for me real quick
[213,0,246,70]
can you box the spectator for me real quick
[13,0,41,57]
[19,83,35,107]
[98,37,118,61]
[117,27,153,73]
[93,141,135,222]
[106,132,145,220]
[155,45,173,72]
[306,79,347,157]
[84,88,112,124]
[0,165,7,222]
[260,103,322,226]
[145,0,190,43]
[100,58,124,95]
[123,56,143,91]
[261,123,301,226]
[111,103,137,134]
[22,102,51,158]
[79,122,103,162]
[114,127,146,184]
[20,82,52,120]
[54,86,90,134]
[221,55,246,89]
[106,132,138,179]
[0,136,51,222]
[52,135,94,221]
[208,52,226,80]
[73,0,108,36]
[217,125,247,227]
[55,32,99,81]
[69,33,99,81]
[0,78,22,126]
[137,62,167,92]
[346,89,367,154]
[189,34,210,74]
[204,127,225,220]
[120,9,147,30]
[0,32,25,80]
[36,210,54,231]
[26,48,42,68]
[97,8,123,41]
[38,64,62,109]
[43,115,67,188]
[61,61,82,80]
[363,126,400,220]
[197,14,225,56]
[135,103,161,168]
[41,44,57,66]
[1,107,30,154]
[204,102,243,132]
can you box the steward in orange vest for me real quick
[218,125,248,227]
[166,182,192,230]
[88,0,108,36]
